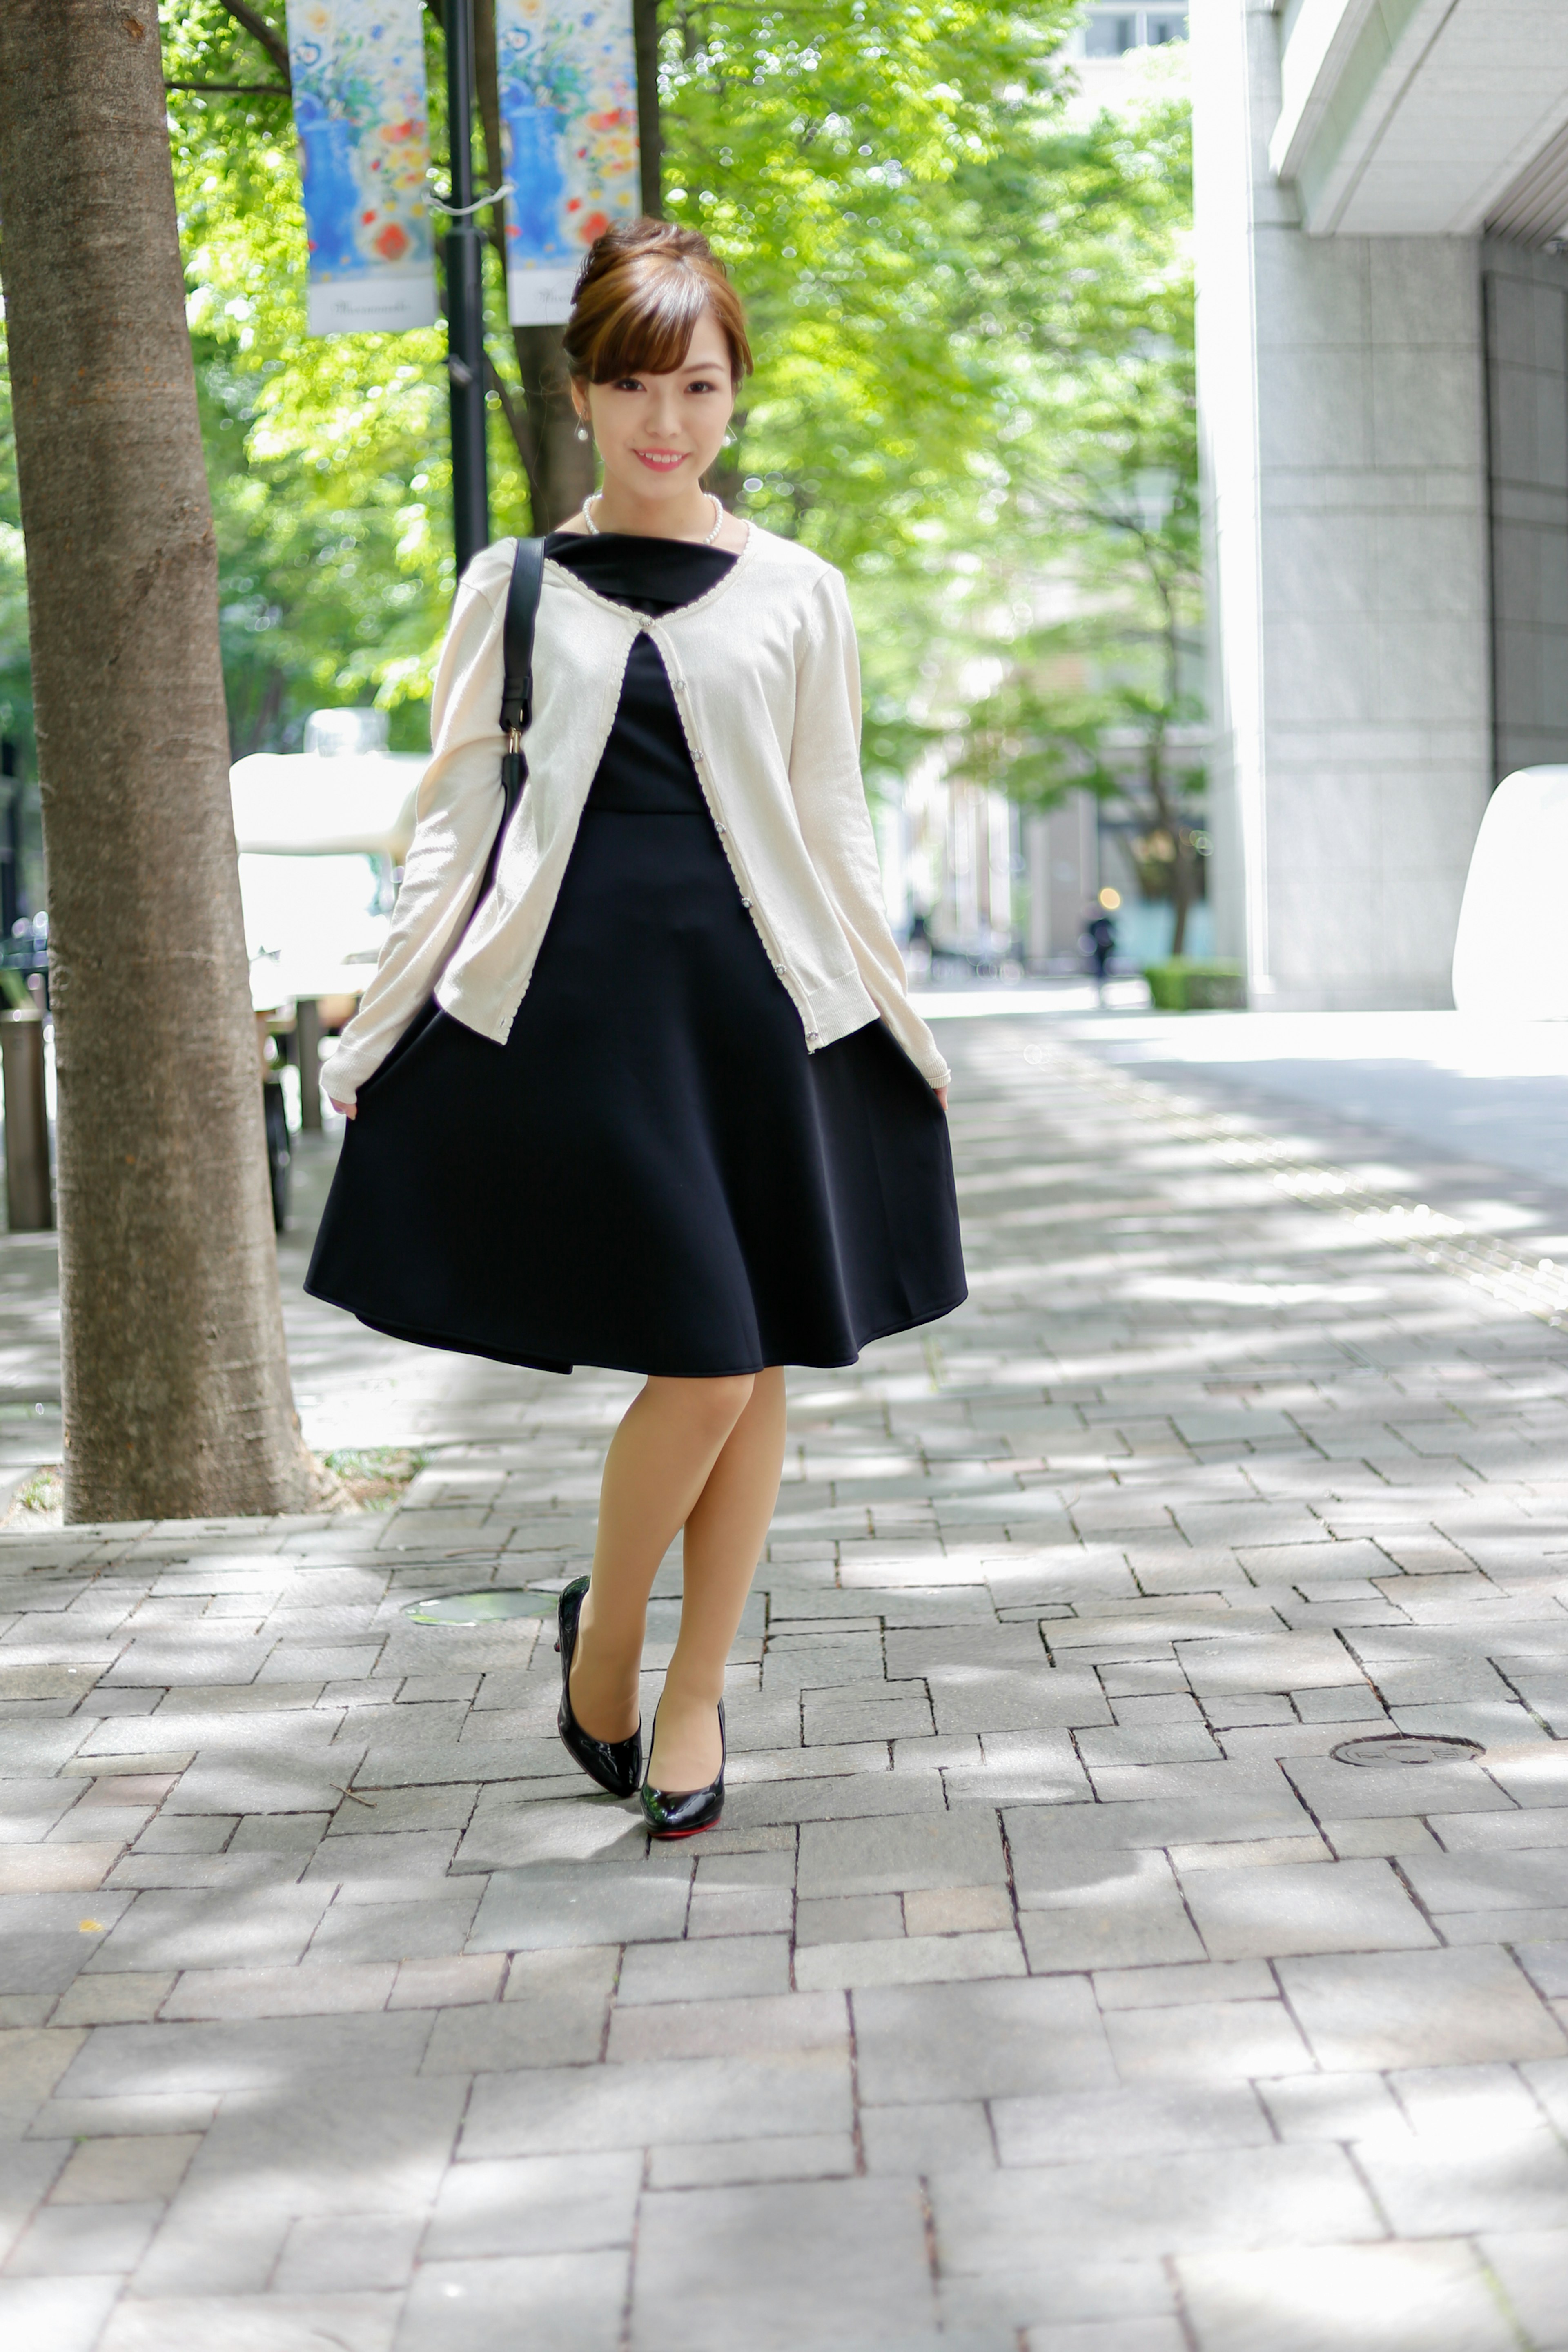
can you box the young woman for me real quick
[307,220,964,1836]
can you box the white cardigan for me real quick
[322,523,951,1105]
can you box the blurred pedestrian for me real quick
[1085,904,1117,996]
[306,221,965,1838]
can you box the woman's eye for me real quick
[614,378,643,392]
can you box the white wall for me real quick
[1195,0,1492,1010]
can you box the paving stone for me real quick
[797,1929,1025,1990]
[860,2097,996,2174]
[630,2176,936,2350]
[1477,2231,1568,2352]
[0,1843,124,1892]
[1013,1844,1205,1973]
[53,2012,433,2098]
[50,1971,174,2025]
[98,2290,403,2350]
[7,2198,162,2273]
[1320,1816,1439,1858]
[304,1829,459,1881]
[904,1883,1013,1935]
[25,2091,218,2140]
[424,2151,641,2256]
[795,1893,903,1946]
[932,2143,1381,2269]
[1277,1948,1568,2070]
[797,1809,1006,1899]
[647,2132,857,2188]
[614,1935,791,2007]
[606,1987,848,2065]
[1283,1752,1515,1822]
[468,1864,690,1952]
[162,1962,395,2018]
[1399,1847,1568,1913]
[722,1771,948,1828]
[396,2253,626,2352]
[274,2212,423,2292]
[308,1895,479,1963]
[0,2275,122,2352]
[460,2050,851,2157]
[1431,1809,1568,1851]
[801,1684,934,1744]
[1176,1858,1435,1958]
[50,2130,199,2201]
[853,1976,1114,2104]
[1102,1999,1314,2084]
[1258,2073,1416,2147]
[82,1887,330,1973]
[991,2085,1271,2167]
[1174,2241,1516,2352]
[938,2258,1174,2341]
[1091,1960,1276,2011]
[1023,2322,1186,2352]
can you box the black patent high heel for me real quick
[641,1699,726,1840]
[555,1577,642,1799]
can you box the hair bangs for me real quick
[591,261,714,383]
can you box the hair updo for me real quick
[562,218,753,387]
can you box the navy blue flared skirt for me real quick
[305,799,966,1378]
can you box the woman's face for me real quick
[576,312,737,510]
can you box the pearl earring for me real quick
[575,421,590,442]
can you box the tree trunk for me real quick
[0,0,316,1522]
[471,0,592,530]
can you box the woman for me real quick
[307,219,964,1836]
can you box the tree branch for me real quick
[165,80,289,95]
[214,1,291,87]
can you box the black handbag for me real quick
[345,537,546,1104]
[481,532,547,899]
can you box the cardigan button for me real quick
[740,898,752,909]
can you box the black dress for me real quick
[305,532,966,1376]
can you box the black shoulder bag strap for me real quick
[481,533,546,898]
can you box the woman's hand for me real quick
[935,1086,949,1111]
[330,1100,356,1121]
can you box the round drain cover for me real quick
[403,1588,562,1626]
[1332,1733,1482,1768]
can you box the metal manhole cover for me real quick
[1332,1734,1482,1768]
[403,1587,565,1626]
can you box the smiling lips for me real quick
[634,449,687,471]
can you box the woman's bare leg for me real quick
[650,1365,788,1791]
[568,1373,757,1743]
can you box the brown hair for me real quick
[562,218,753,386]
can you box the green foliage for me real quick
[0,4,1196,784]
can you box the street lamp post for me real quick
[445,0,489,577]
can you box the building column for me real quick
[1194,0,1492,1010]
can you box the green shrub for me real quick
[1143,960,1247,1013]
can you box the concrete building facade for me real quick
[1195,0,1568,1008]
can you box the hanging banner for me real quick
[286,0,439,336]
[496,0,641,324]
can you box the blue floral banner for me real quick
[286,0,439,335]
[497,0,641,324]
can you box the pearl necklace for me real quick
[581,490,724,545]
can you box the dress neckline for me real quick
[543,530,739,618]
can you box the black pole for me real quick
[445,0,489,577]
[0,740,16,942]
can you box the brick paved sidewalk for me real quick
[2,1014,1568,2350]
